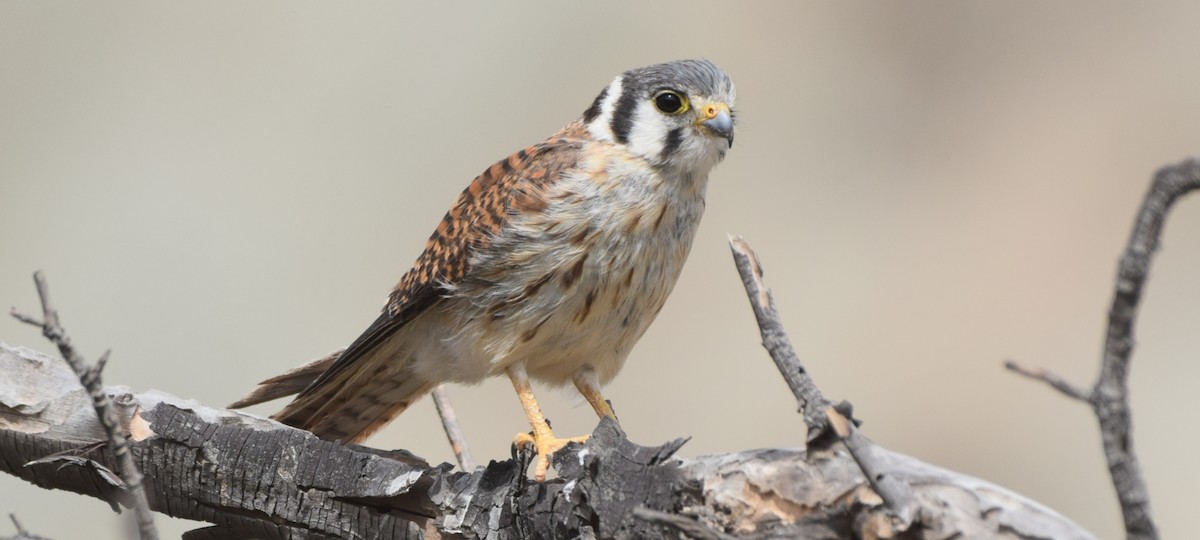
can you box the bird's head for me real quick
[582,59,736,174]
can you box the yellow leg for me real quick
[572,368,618,422]
[506,364,588,481]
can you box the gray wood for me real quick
[1,343,1093,539]
[1005,157,1200,540]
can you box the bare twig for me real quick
[11,271,159,540]
[2,514,49,540]
[1007,157,1200,540]
[1093,158,1200,539]
[727,236,832,437]
[728,235,917,528]
[7,310,42,326]
[430,384,476,470]
[1003,360,1091,402]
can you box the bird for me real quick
[231,59,736,481]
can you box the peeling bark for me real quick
[1,344,1092,539]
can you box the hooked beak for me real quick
[697,102,734,148]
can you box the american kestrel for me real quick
[232,59,736,480]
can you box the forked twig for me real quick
[10,271,159,540]
[1006,157,1200,540]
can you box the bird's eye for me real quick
[653,91,688,115]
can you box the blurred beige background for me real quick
[2,2,1199,538]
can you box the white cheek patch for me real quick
[624,101,668,160]
[586,76,623,142]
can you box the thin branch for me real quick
[1,515,49,540]
[10,271,159,540]
[430,384,476,470]
[1092,158,1200,539]
[1006,157,1200,540]
[7,310,42,327]
[727,236,831,437]
[728,235,917,528]
[1003,360,1092,403]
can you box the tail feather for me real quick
[302,377,434,444]
[253,342,432,444]
[228,349,342,409]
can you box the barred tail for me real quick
[245,344,432,444]
[228,349,342,409]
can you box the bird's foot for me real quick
[514,431,589,481]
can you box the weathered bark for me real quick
[1006,156,1200,540]
[1,343,1092,539]
[10,270,158,539]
